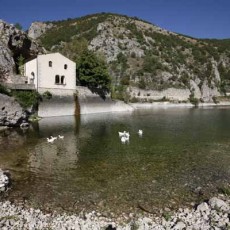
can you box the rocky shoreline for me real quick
[0,194,230,229]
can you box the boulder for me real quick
[0,93,29,127]
[0,169,10,192]
[209,197,229,212]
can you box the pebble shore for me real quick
[0,194,230,229]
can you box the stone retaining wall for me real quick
[38,87,133,117]
[76,86,133,114]
[129,86,191,101]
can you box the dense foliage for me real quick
[12,90,41,108]
[77,50,111,99]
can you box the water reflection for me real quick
[1,108,230,214]
[28,116,80,175]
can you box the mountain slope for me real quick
[29,13,230,102]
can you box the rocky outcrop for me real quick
[0,93,28,127]
[0,169,10,192]
[0,20,44,82]
[28,22,54,40]
[89,22,144,62]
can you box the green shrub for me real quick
[162,212,172,221]
[189,92,199,106]
[120,75,130,85]
[212,96,219,104]
[42,91,52,99]
[12,90,41,108]
[138,77,147,89]
[0,84,11,96]
[130,52,136,58]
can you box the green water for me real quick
[1,107,230,215]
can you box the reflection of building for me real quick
[24,53,76,95]
[29,116,79,173]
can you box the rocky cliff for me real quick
[34,13,230,103]
[0,20,45,83]
[0,93,28,127]
[28,21,54,40]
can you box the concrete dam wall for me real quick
[38,87,133,117]
[38,88,77,117]
[76,86,133,115]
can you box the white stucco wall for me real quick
[24,53,76,93]
[24,58,37,87]
[37,53,76,92]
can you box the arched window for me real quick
[64,64,67,70]
[55,75,60,84]
[49,61,52,67]
[61,75,65,84]
[31,72,35,79]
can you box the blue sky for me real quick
[0,0,229,39]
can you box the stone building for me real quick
[24,53,76,95]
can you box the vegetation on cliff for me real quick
[30,13,230,102]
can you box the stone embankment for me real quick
[0,195,230,229]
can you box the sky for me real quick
[0,0,230,39]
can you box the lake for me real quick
[1,106,230,216]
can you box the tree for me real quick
[14,23,23,30]
[17,54,25,75]
[77,50,111,99]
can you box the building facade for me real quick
[24,53,76,95]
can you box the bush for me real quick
[42,91,52,99]
[12,90,41,108]
[0,84,11,96]
[189,93,199,106]
[120,75,130,85]
[138,78,147,89]
[212,96,219,104]
[130,52,136,58]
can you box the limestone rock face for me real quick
[89,22,144,62]
[0,41,15,81]
[28,21,54,39]
[0,20,44,82]
[0,93,28,127]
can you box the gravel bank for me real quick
[0,194,230,229]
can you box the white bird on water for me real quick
[121,135,129,144]
[119,131,130,144]
[138,130,143,136]
[58,135,64,139]
[47,136,56,143]
[118,131,130,138]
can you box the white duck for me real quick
[121,135,129,144]
[47,136,56,143]
[119,131,130,138]
[138,130,143,136]
[58,135,64,139]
